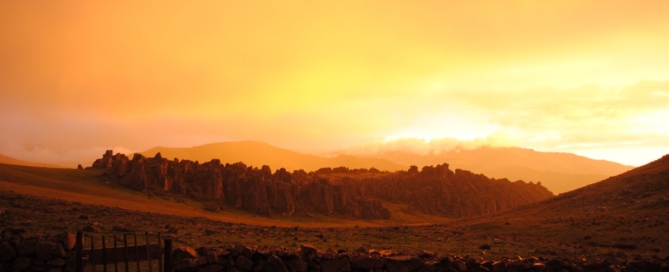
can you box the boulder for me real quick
[47,258,66,267]
[263,254,289,272]
[351,256,384,270]
[385,256,423,272]
[321,256,351,272]
[174,246,199,260]
[12,256,31,270]
[0,241,17,261]
[17,239,38,256]
[35,241,57,260]
[236,255,254,271]
[56,232,77,251]
[284,252,307,272]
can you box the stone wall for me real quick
[2,227,667,272]
[171,244,669,272]
[0,228,76,272]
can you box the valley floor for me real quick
[1,162,667,263]
[1,189,666,262]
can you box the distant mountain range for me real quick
[140,141,633,194]
[141,141,406,172]
[356,147,633,194]
[0,154,62,168]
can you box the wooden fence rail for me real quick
[75,231,173,272]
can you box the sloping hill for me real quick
[532,153,669,216]
[458,154,669,257]
[366,147,633,194]
[141,141,405,172]
[0,153,63,168]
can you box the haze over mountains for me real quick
[141,141,406,172]
[0,154,62,169]
[141,141,632,194]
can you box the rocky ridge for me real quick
[91,151,553,219]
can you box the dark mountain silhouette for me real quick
[91,150,553,219]
[363,147,633,194]
[141,141,405,172]
[0,153,63,168]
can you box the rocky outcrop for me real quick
[358,164,554,217]
[92,151,389,219]
[91,151,553,219]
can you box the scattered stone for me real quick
[112,224,133,232]
[205,229,217,235]
[300,244,318,256]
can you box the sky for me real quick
[1,1,669,167]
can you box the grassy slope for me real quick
[0,163,450,228]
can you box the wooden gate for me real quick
[75,231,173,272]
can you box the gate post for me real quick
[163,239,173,272]
[76,231,83,272]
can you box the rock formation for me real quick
[91,151,553,219]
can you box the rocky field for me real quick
[1,189,667,268]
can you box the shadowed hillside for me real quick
[366,147,633,194]
[92,150,553,219]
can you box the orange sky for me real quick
[1,1,668,167]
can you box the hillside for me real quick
[364,147,633,194]
[92,150,553,219]
[456,154,669,257]
[141,141,405,172]
[0,154,63,168]
[512,153,669,218]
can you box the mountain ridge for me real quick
[141,141,406,173]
